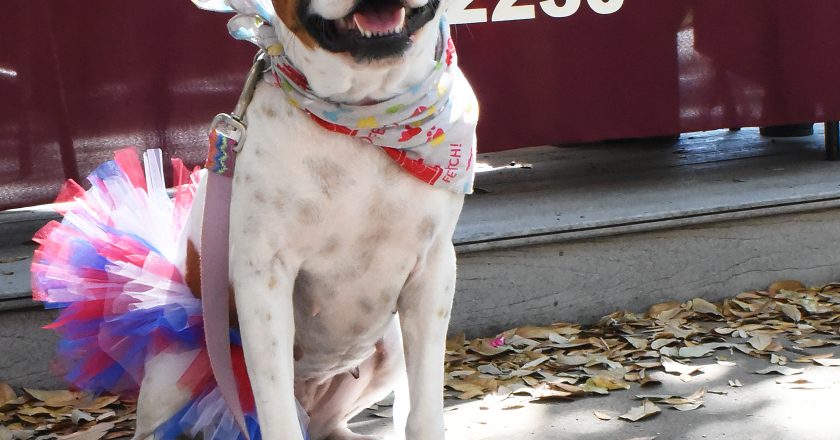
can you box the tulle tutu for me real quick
[30,148,303,439]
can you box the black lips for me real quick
[299,0,441,61]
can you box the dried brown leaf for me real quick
[518,385,574,401]
[0,383,15,406]
[70,409,95,425]
[779,303,802,322]
[521,356,550,370]
[795,338,828,348]
[446,333,465,352]
[56,422,113,440]
[468,339,511,357]
[748,335,773,351]
[814,358,840,367]
[639,376,662,387]
[620,400,661,422]
[458,389,484,400]
[555,355,589,366]
[672,402,703,411]
[651,338,677,350]
[16,406,52,416]
[593,410,613,421]
[647,302,682,320]
[477,364,503,375]
[793,353,834,363]
[768,280,806,295]
[579,382,609,395]
[515,326,559,340]
[586,374,630,391]
[661,357,702,376]
[23,389,85,408]
[755,366,804,376]
[678,343,730,358]
[691,298,721,316]
[623,336,648,350]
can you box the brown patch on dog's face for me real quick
[272,0,317,49]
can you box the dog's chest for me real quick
[228,83,463,375]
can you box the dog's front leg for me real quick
[233,260,304,440]
[397,242,457,440]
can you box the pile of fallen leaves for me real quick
[444,280,840,420]
[0,386,135,440]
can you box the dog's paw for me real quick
[326,426,383,440]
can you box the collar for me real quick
[198,1,479,194]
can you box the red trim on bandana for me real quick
[382,148,444,185]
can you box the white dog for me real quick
[132,0,478,439]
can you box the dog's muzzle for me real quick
[300,0,441,60]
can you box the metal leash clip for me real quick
[206,51,267,175]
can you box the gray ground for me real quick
[351,350,840,440]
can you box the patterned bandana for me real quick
[193,0,479,194]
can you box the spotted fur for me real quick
[133,1,462,439]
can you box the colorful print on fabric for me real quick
[207,130,238,177]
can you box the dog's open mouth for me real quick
[301,0,441,60]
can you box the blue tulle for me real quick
[32,150,311,439]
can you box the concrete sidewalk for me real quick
[351,350,840,440]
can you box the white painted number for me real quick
[448,0,623,24]
[447,0,488,24]
[587,0,623,15]
[491,0,535,22]
[539,0,580,18]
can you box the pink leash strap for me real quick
[200,53,265,440]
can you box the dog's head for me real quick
[271,0,443,62]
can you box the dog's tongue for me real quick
[353,4,405,33]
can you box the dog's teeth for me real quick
[352,15,365,35]
[351,8,406,38]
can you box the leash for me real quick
[201,51,266,440]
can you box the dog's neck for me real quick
[272,17,442,105]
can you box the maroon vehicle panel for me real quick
[2,0,840,209]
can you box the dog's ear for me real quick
[272,0,317,49]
